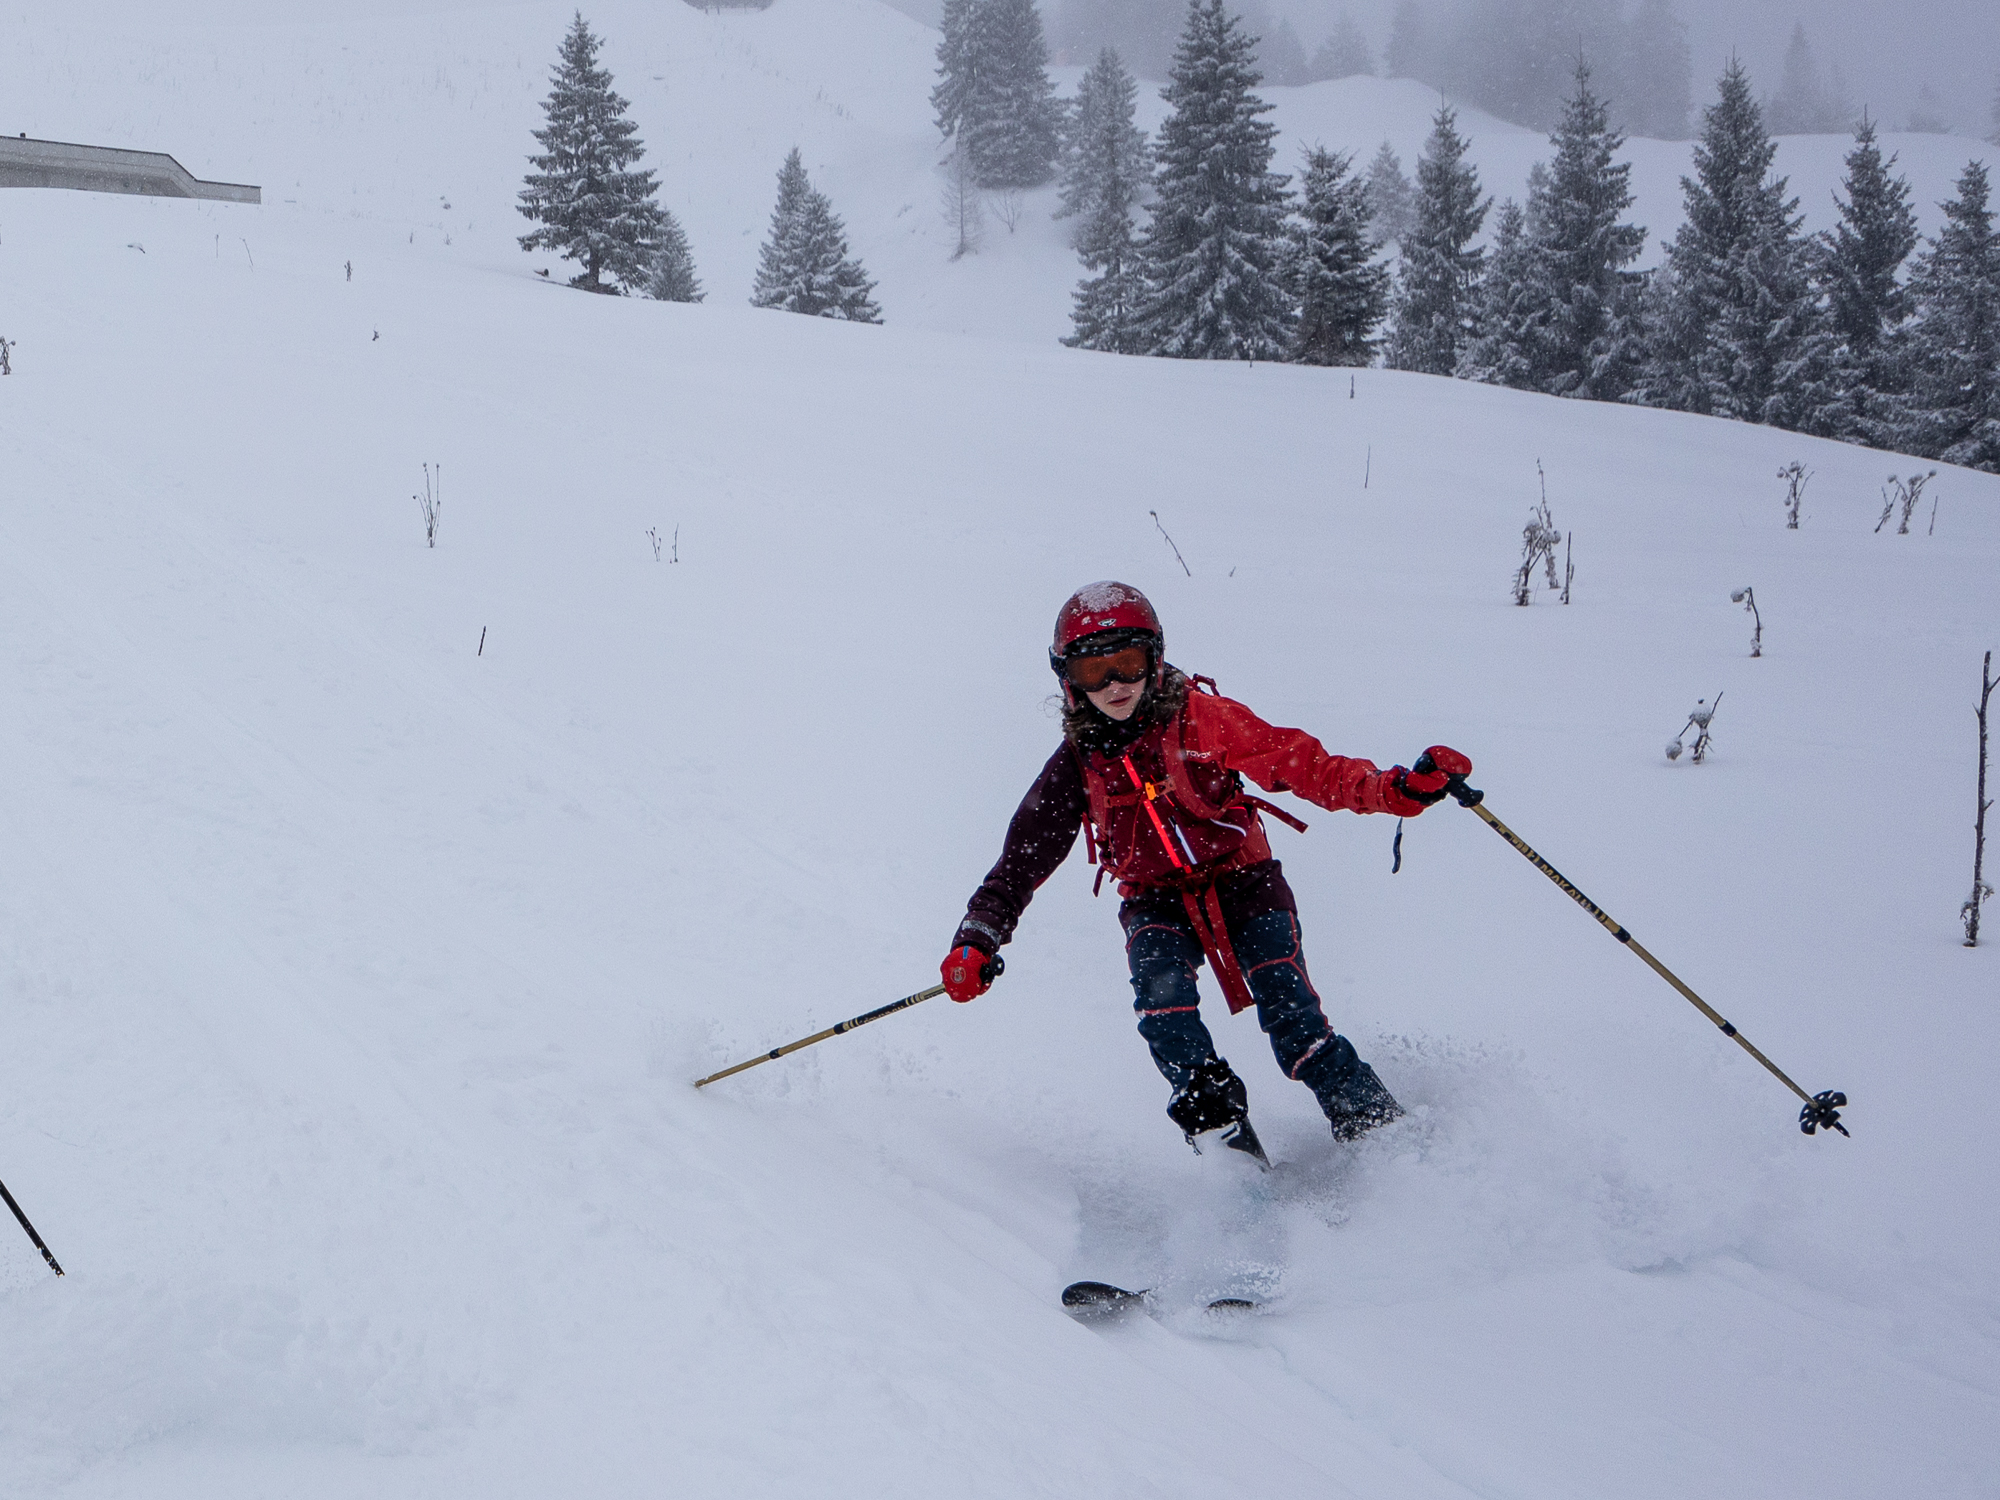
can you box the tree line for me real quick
[1043,2,2000,473]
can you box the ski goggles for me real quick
[1063,644,1153,693]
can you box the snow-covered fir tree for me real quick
[1056,47,1148,231]
[932,0,990,155]
[1385,0,1430,81]
[1822,117,1917,359]
[932,0,1063,189]
[1457,196,1542,387]
[1623,0,1692,140]
[516,13,668,294]
[1893,160,2000,472]
[1288,146,1389,365]
[1132,0,1296,361]
[1364,142,1416,246]
[1528,61,1647,398]
[1765,24,1845,135]
[1260,18,1310,87]
[645,213,704,303]
[1817,115,1917,438]
[750,149,882,323]
[1061,49,1149,352]
[1309,15,1372,80]
[1631,61,1834,428]
[1386,104,1489,375]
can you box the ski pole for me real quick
[1428,763,1849,1137]
[693,983,948,1089]
[0,1173,65,1276]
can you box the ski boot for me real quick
[1320,1062,1404,1143]
[1167,1058,1269,1166]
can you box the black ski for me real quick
[1061,1281,1260,1320]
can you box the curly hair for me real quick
[1061,664,1190,757]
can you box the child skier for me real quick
[940,582,1470,1152]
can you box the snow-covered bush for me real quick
[1666,694,1721,763]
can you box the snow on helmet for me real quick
[1052,581,1162,660]
[1050,581,1164,706]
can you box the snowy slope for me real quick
[3,3,2000,1498]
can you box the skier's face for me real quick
[1085,677,1145,721]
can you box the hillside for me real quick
[7,0,1993,343]
[2,2,1998,1497]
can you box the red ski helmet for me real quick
[1050,581,1164,706]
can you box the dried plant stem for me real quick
[1966,651,1994,947]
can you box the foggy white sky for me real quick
[51,0,1998,139]
[885,0,1999,138]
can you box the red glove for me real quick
[941,944,1004,1003]
[1388,745,1473,813]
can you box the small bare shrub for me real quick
[1730,586,1762,657]
[414,463,441,548]
[1666,693,1722,764]
[1966,651,1994,947]
[1877,471,1937,534]
[1777,461,1809,527]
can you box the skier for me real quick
[940,582,1470,1150]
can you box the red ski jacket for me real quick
[954,677,1420,965]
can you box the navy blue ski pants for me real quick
[1120,866,1377,1118]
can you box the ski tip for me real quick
[1061,1281,1149,1319]
[1205,1297,1259,1314]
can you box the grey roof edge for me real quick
[0,135,260,203]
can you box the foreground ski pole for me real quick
[1425,759,1849,1137]
[693,984,948,1089]
[0,1173,65,1276]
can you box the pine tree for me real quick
[1309,15,1373,80]
[1288,146,1390,365]
[932,0,1062,189]
[979,0,1064,187]
[1457,197,1543,387]
[932,0,991,154]
[1766,24,1833,135]
[1387,104,1489,375]
[1819,114,1917,436]
[1895,161,2000,472]
[1062,49,1150,352]
[1623,0,1691,139]
[1385,0,1431,82]
[1364,142,1416,246]
[1260,19,1310,87]
[1632,61,1833,426]
[646,213,704,303]
[1533,60,1647,398]
[1133,0,1296,361]
[1056,47,1149,230]
[517,13,668,294]
[750,149,883,323]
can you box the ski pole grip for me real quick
[1413,752,1484,808]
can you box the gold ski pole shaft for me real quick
[1439,775,1848,1136]
[693,984,949,1090]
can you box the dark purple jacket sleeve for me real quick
[953,744,1088,953]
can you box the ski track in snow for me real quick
[0,2,1997,1496]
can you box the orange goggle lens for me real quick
[1065,645,1152,693]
